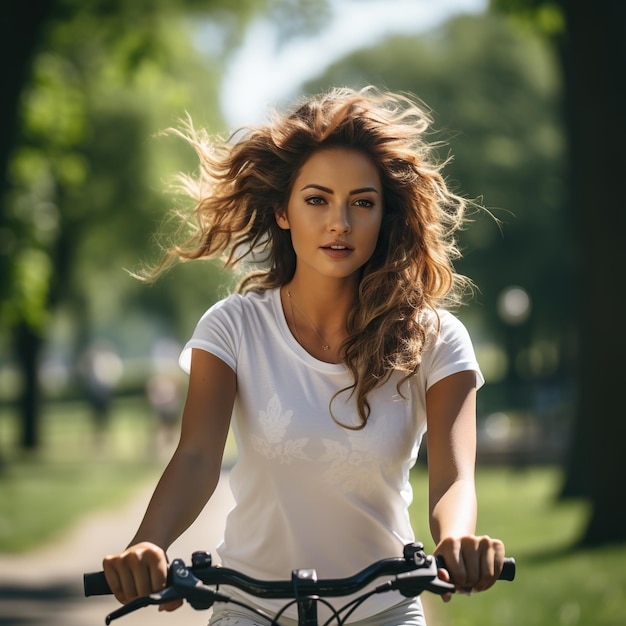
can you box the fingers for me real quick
[103,542,168,605]
[159,599,184,612]
[435,567,453,603]
[474,536,505,591]
[434,535,505,595]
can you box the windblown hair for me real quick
[146,86,472,428]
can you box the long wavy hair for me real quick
[146,86,472,428]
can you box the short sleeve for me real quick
[178,294,243,374]
[421,310,484,391]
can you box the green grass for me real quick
[410,465,626,626]
[0,455,157,552]
[0,398,162,553]
[0,396,237,554]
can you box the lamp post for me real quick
[497,285,532,410]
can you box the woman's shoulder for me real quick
[199,288,276,320]
[418,307,483,389]
[420,307,471,345]
[180,289,279,373]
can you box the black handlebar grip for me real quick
[435,556,516,582]
[500,557,516,581]
[84,571,112,596]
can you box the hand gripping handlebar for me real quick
[84,543,515,624]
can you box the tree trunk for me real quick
[562,0,626,544]
[14,321,45,450]
[1,2,54,453]
[0,0,53,205]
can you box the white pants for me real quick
[208,594,426,626]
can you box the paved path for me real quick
[0,470,235,626]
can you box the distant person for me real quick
[78,340,122,449]
[102,87,506,626]
[145,371,182,454]
[145,338,184,456]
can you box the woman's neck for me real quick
[281,279,355,363]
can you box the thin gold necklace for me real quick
[286,289,330,351]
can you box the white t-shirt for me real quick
[180,288,483,620]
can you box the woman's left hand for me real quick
[434,535,506,601]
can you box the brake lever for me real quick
[372,546,456,599]
[104,559,232,623]
[390,565,455,598]
[104,586,183,624]
[168,558,232,609]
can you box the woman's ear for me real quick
[275,209,290,230]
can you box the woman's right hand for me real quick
[102,541,182,610]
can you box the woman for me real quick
[103,86,506,626]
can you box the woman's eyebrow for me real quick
[301,184,333,193]
[300,184,379,194]
[350,187,379,195]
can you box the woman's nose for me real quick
[328,203,351,233]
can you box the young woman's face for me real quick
[276,147,384,283]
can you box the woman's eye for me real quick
[306,196,326,205]
[354,198,374,208]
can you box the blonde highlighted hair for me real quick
[148,86,472,427]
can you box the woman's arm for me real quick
[103,349,236,605]
[426,370,505,594]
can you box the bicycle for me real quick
[84,542,515,626]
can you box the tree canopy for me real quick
[0,0,329,448]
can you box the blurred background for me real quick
[1,1,625,625]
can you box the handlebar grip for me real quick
[435,556,516,582]
[84,571,111,596]
[500,557,516,581]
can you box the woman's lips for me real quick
[321,244,353,259]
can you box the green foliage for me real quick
[490,0,565,36]
[0,0,248,383]
[0,0,333,382]
[268,0,332,43]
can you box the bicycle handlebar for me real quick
[84,542,515,600]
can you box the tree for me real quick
[1,0,331,452]
[0,0,256,450]
[492,0,626,544]
[0,1,55,452]
[560,0,626,545]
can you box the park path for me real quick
[0,470,235,626]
